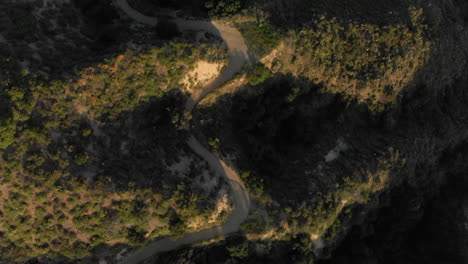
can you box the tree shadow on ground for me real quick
[93,89,190,191]
[195,73,387,206]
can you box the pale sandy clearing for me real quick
[182,60,223,91]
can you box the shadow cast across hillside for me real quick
[0,0,200,80]
[264,0,414,29]
[194,73,380,205]
[194,69,468,227]
[318,141,468,264]
[0,0,129,77]
[90,90,190,189]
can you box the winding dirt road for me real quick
[115,0,251,263]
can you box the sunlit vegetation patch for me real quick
[245,63,273,86]
[71,43,198,120]
[70,42,226,120]
[0,172,215,262]
[271,7,431,108]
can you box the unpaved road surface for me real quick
[115,1,251,263]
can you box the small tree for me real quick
[169,217,187,239]
[205,0,241,17]
[226,239,249,259]
[74,152,89,166]
[126,226,146,246]
[0,117,16,149]
[246,63,272,86]
[208,137,220,149]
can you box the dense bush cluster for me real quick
[246,63,273,86]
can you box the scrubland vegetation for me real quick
[0,35,229,262]
[2,0,468,263]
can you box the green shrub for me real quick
[169,218,187,238]
[81,129,92,137]
[246,63,273,86]
[208,137,221,149]
[0,117,16,149]
[125,226,146,246]
[240,171,264,196]
[241,220,263,234]
[35,207,47,220]
[205,0,241,17]
[74,152,89,166]
[226,240,249,259]
[237,22,280,57]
